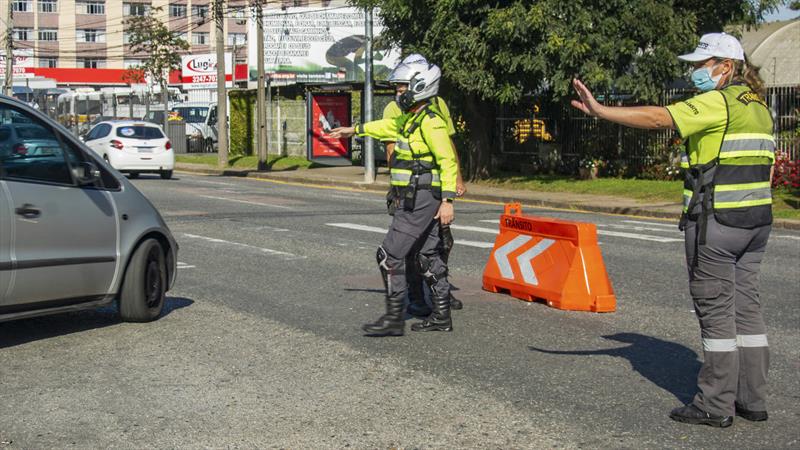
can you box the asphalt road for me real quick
[1,172,798,449]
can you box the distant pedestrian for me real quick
[571,32,774,428]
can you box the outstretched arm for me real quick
[571,79,675,130]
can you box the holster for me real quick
[386,189,399,216]
[403,174,419,211]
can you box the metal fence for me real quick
[495,85,799,172]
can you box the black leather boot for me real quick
[669,404,733,428]
[363,296,405,336]
[449,293,463,310]
[411,296,452,332]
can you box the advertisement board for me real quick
[0,49,34,78]
[307,93,351,165]
[181,53,233,89]
[248,7,401,84]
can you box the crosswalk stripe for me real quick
[622,220,676,228]
[479,219,681,243]
[326,223,495,249]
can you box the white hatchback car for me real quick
[84,121,175,179]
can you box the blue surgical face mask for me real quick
[691,65,722,92]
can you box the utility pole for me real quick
[363,7,375,182]
[215,0,229,168]
[256,0,267,170]
[4,1,13,96]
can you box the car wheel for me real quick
[160,170,173,180]
[119,239,166,322]
[128,172,139,179]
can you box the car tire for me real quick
[118,239,166,322]
[128,172,139,179]
[160,170,173,180]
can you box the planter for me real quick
[579,166,598,180]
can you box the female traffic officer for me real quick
[329,57,459,336]
[571,33,774,428]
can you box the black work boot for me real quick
[669,404,733,428]
[449,293,463,310]
[735,402,768,422]
[406,282,432,317]
[363,296,405,337]
[411,296,452,332]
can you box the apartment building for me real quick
[0,0,251,70]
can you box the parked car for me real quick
[0,95,178,323]
[171,102,218,152]
[84,120,175,179]
[0,122,63,159]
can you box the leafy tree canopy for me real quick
[125,6,190,88]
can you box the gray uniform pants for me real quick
[382,190,450,306]
[685,214,770,417]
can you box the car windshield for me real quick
[172,107,208,123]
[116,125,164,139]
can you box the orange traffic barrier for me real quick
[482,203,616,312]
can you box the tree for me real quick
[125,7,190,129]
[352,0,782,179]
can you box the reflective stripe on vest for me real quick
[719,133,776,160]
[714,181,772,209]
[683,189,692,212]
[680,152,690,169]
[390,168,441,186]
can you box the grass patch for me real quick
[478,174,683,203]
[773,189,800,220]
[176,154,313,171]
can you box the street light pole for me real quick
[363,7,375,183]
[5,1,14,96]
[215,0,229,168]
[256,0,267,170]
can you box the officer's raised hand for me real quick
[435,201,454,225]
[328,127,355,139]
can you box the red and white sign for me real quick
[181,53,233,89]
[309,93,351,162]
[0,49,35,78]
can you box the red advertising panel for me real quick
[308,93,352,165]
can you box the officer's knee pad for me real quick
[417,253,447,281]
[376,246,389,270]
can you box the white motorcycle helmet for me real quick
[388,54,441,112]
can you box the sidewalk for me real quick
[175,163,800,230]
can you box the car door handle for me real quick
[15,203,41,219]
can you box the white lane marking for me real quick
[598,223,682,234]
[480,218,681,243]
[329,194,384,203]
[197,195,292,209]
[177,261,196,269]
[188,179,238,186]
[772,235,800,241]
[326,223,495,249]
[180,233,305,260]
[450,224,499,234]
[622,220,676,228]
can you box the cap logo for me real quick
[697,42,709,50]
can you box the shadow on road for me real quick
[528,332,700,403]
[0,297,194,349]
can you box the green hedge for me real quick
[229,90,255,157]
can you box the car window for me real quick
[172,107,208,123]
[0,104,85,186]
[95,123,111,139]
[116,125,164,139]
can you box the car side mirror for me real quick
[73,161,101,186]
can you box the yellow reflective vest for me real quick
[356,103,458,200]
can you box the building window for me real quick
[77,29,106,43]
[123,59,143,69]
[227,33,246,46]
[191,5,208,21]
[13,28,32,41]
[123,3,148,16]
[175,32,188,43]
[78,58,105,69]
[12,1,32,12]
[77,1,105,15]
[38,28,58,41]
[191,32,209,45]
[38,0,58,13]
[170,4,187,17]
[39,57,57,68]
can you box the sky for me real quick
[763,4,799,22]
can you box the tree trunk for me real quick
[460,94,494,181]
[161,80,169,133]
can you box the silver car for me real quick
[0,95,178,323]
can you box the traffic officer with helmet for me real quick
[382,54,466,318]
[571,32,774,427]
[329,57,459,336]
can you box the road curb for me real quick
[174,164,800,231]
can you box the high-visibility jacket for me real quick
[356,103,458,200]
[667,84,775,228]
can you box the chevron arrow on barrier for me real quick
[517,239,555,286]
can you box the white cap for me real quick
[678,32,745,62]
